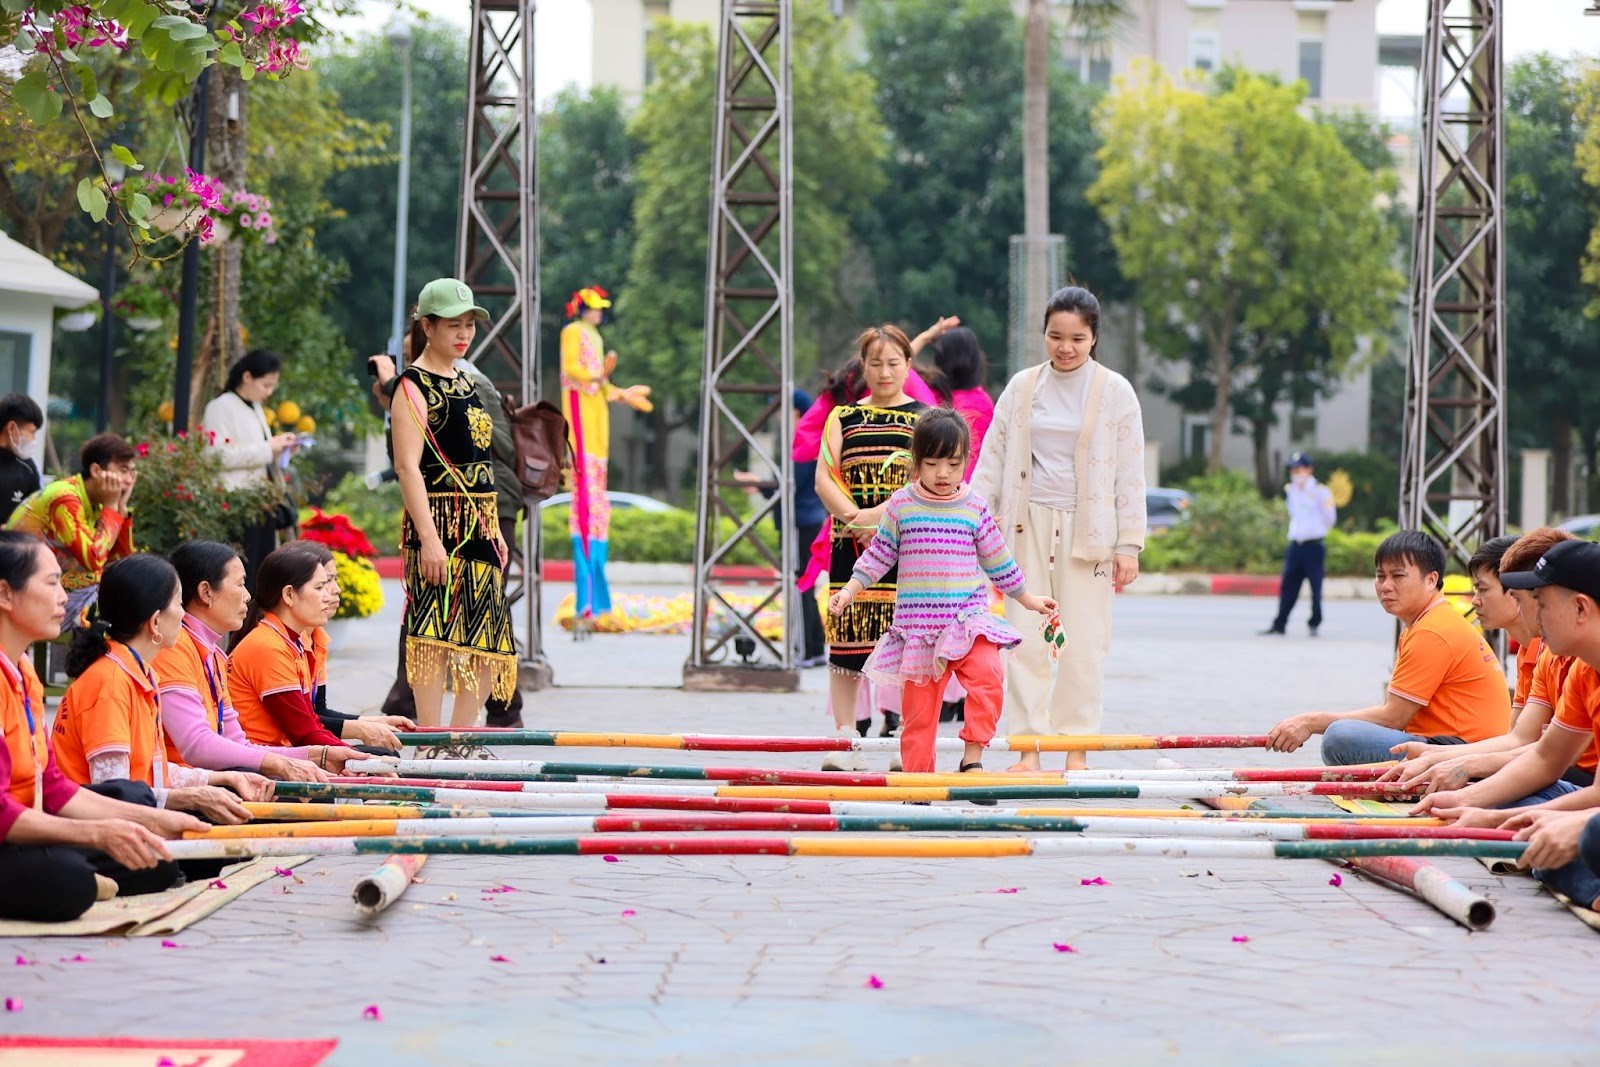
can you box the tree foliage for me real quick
[1508,55,1600,511]
[1089,63,1402,474]
[618,1,887,413]
[856,0,1124,385]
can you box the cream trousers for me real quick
[1002,503,1115,736]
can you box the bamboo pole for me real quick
[352,855,428,919]
[399,730,1275,752]
[161,833,1529,863]
[246,799,1442,824]
[1340,856,1498,931]
[188,812,1510,842]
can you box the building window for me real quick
[1298,39,1324,99]
[0,331,29,395]
[643,1,669,87]
[1188,32,1218,75]
[1087,54,1111,87]
[1183,415,1212,461]
[1289,408,1318,444]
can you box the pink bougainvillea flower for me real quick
[1328,874,1343,888]
[864,975,884,990]
[273,866,294,878]
[602,855,620,863]
[484,884,519,894]
[1232,935,1251,943]
[362,1004,383,1021]
[620,909,636,917]
[4,997,20,1012]
[991,887,1020,894]
[61,955,90,963]
[489,955,512,963]
[1079,877,1109,887]
[13,956,30,966]
[1051,943,1076,954]
[160,940,180,949]
[207,879,227,890]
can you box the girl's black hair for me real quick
[910,406,970,467]
[929,327,986,391]
[0,529,45,592]
[1042,285,1102,356]
[170,540,245,608]
[236,544,327,644]
[224,348,283,394]
[65,554,180,678]
[821,357,865,406]
[407,308,434,369]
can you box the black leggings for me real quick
[0,780,183,923]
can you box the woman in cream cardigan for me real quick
[203,350,300,591]
[970,286,1146,771]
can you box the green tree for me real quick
[1089,63,1402,474]
[1508,55,1600,513]
[315,23,469,357]
[856,0,1124,384]
[537,86,641,394]
[619,1,886,492]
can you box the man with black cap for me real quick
[1261,451,1335,637]
[1414,539,1600,909]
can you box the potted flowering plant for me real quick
[112,279,171,332]
[127,431,283,556]
[298,509,384,647]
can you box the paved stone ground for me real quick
[5,584,1599,1065]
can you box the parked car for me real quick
[1557,514,1600,541]
[537,490,680,514]
[1146,487,1191,533]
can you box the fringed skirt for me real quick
[822,525,898,675]
[402,491,518,701]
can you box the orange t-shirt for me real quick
[1513,637,1542,707]
[230,614,315,749]
[152,626,225,767]
[1388,598,1512,742]
[310,626,329,689]
[1551,660,1600,774]
[1,654,49,809]
[1525,647,1593,775]
[53,642,162,787]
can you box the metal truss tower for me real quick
[459,0,550,689]
[1400,0,1505,570]
[684,0,798,692]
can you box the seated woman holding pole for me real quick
[153,541,365,781]
[52,554,271,824]
[230,545,400,757]
[0,530,207,922]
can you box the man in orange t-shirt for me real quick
[1412,539,1600,907]
[1267,531,1511,765]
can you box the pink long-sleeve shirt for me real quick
[154,616,309,773]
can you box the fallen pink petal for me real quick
[489,955,512,963]
[160,940,180,949]
[60,955,89,963]
[620,909,636,917]
[207,880,228,890]
[1328,874,1344,888]
[1052,943,1077,953]
[157,1058,177,1067]
[602,855,620,863]
[991,887,1021,894]
[13,956,30,966]
[484,884,519,894]
[865,975,884,989]
[273,867,294,878]
[362,1004,383,1021]
[4,997,20,1012]
[1232,936,1251,943]
[1080,877,1109,886]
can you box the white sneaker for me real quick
[888,753,903,772]
[821,744,867,772]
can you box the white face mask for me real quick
[1290,471,1310,486]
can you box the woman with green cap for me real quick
[390,279,518,727]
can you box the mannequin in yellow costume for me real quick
[560,286,651,624]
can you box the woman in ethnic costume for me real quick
[391,279,517,728]
[559,286,653,630]
[815,325,926,771]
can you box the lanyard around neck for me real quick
[1,651,44,810]
[182,622,228,735]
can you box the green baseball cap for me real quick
[415,278,489,320]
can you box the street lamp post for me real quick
[387,18,413,359]
[98,152,127,432]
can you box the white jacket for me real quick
[970,361,1147,562]
[201,391,275,490]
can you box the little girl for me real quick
[829,408,1055,774]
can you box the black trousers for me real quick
[0,780,182,923]
[239,521,278,595]
[382,515,524,726]
[1582,813,1600,880]
[796,522,825,661]
[1272,538,1326,630]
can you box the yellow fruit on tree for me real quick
[276,401,301,425]
[1327,469,1354,509]
[265,408,278,427]
[296,415,316,434]
[157,401,175,422]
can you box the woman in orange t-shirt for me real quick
[0,530,205,922]
[54,554,271,824]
